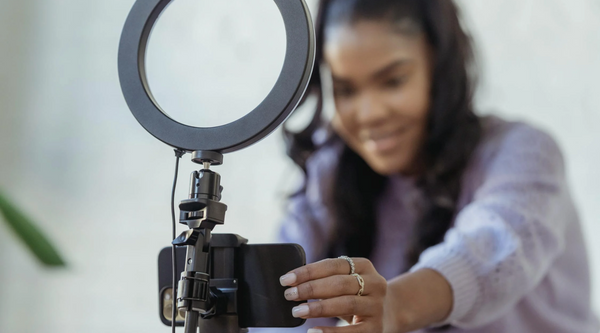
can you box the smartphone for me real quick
[158,236,306,328]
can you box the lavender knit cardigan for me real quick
[252,116,599,333]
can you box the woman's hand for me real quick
[279,257,389,333]
[280,258,454,333]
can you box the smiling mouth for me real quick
[363,128,408,153]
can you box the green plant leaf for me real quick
[0,191,66,267]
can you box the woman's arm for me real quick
[409,124,570,327]
[280,123,571,332]
[384,269,453,332]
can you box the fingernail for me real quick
[307,329,323,333]
[292,304,309,318]
[284,287,298,300]
[280,273,297,286]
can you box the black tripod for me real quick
[172,151,248,333]
[117,1,315,331]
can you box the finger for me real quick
[285,274,377,301]
[281,257,373,287]
[309,322,382,333]
[291,296,380,319]
[309,321,380,333]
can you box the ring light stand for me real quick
[118,0,315,332]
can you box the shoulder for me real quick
[458,116,567,206]
[471,115,565,179]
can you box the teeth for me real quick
[365,140,378,151]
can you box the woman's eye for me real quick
[383,76,407,89]
[334,86,355,98]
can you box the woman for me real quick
[269,0,598,332]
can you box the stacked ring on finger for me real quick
[338,255,355,275]
[352,273,365,296]
[338,256,365,296]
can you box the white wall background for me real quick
[0,0,598,332]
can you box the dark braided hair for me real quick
[284,0,482,270]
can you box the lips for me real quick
[363,127,408,153]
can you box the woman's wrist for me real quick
[384,268,453,332]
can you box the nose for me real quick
[356,92,388,126]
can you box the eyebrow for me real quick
[332,59,413,84]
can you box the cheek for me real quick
[334,96,356,119]
[391,88,429,160]
[332,108,360,144]
[389,79,431,120]
[332,94,358,129]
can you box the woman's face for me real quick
[325,20,433,176]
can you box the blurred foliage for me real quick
[0,191,66,267]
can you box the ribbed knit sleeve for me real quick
[411,123,570,328]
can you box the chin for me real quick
[365,157,409,176]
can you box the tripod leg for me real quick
[184,311,199,333]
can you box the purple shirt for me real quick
[253,116,599,332]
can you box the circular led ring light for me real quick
[118,0,315,153]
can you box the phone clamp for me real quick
[171,152,245,332]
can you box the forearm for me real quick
[384,268,453,333]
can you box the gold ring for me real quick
[338,256,355,275]
[352,273,365,296]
